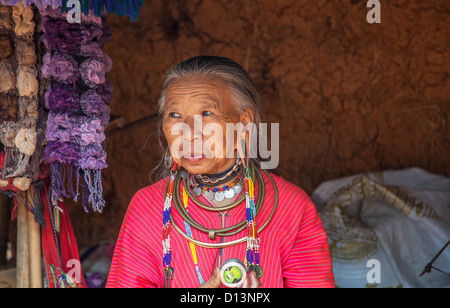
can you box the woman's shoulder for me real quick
[262,170,319,227]
[262,170,310,199]
[129,177,170,209]
[138,176,169,193]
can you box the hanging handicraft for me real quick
[40,7,112,212]
[0,4,40,180]
[0,4,48,225]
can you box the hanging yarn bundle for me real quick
[0,4,46,202]
[0,0,61,9]
[0,7,18,168]
[40,6,112,212]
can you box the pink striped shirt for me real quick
[106,170,335,288]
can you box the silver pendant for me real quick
[193,186,202,197]
[214,190,225,202]
[224,188,235,199]
[204,190,215,201]
[232,183,242,195]
[219,258,247,288]
[163,149,172,169]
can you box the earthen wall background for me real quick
[65,0,450,249]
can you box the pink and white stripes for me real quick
[107,171,335,288]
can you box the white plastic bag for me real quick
[311,168,450,288]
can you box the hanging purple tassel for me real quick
[94,169,105,211]
[50,162,63,206]
[73,166,80,202]
[0,0,62,9]
[79,172,89,212]
[41,7,112,212]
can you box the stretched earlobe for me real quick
[237,129,253,169]
[164,147,173,169]
[239,109,254,126]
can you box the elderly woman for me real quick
[106,56,334,288]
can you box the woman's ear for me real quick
[237,109,255,166]
[240,109,254,126]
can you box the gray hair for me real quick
[152,56,264,180]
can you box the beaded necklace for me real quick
[162,164,177,288]
[243,167,263,277]
[192,173,243,202]
[190,159,243,202]
[162,160,274,287]
[182,186,205,284]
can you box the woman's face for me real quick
[162,75,252,175]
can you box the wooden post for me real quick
[16,192,30,288]
[0,193,10,266]
[16,186,42,288]
[27,188,42,288]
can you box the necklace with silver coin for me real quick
[181,167,244,202]
[193,176,243,202]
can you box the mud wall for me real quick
[66,0,450,248]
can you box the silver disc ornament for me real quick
[224,188,235,199]
[219,258,247,288]
[204,190,215,201]
[214,190,225,202]
[232,183,242,194]
[193,186,202,197]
